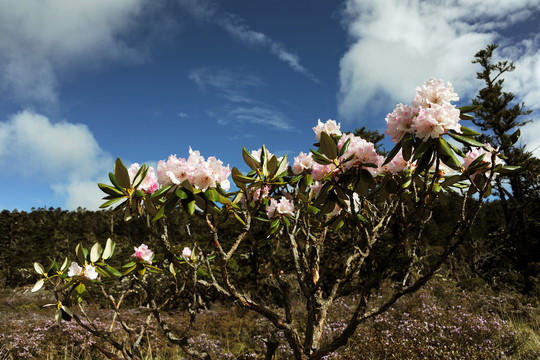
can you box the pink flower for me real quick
[182,247,192,260]
[293,152,314,174]
[249,185,271,202]
[313,119,342,140]
[311,162,338,181]
[463,144,503,177]
[412,78,459,108]
[337,133,384,174]
[411,103,461,141]
[67,262,82,277]
[382,150,415,174]
[385,104,418,143]
[157,149,231,191]
[67,262,98,280]
[128,163,158,194]
[266,197,295,218]
[133,244,153,264]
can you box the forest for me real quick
[1,45,540,359]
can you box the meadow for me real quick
[2,278,540,359]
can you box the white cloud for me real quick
[228,106,295,131]
[338,0,540,122]
[0,0,148,106]
[188,67,296,131]
[0,110,113,210]
[188,67,264,103]
[496,35,540,157]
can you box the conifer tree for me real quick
[471,44,540,288]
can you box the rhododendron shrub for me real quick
[31,79,519,360]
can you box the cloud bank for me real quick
[338,0,540,118]
[0,111,112,210]
[0,0,148,106]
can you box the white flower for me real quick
[313,119,341,140]
[182,247,192,259]
[67,262,82,277]
[68,261,98,280]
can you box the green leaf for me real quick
[185,199,196,215]
[90,243,101,263]
[204,188,220,202]
[100,197,124,209]
[441,174,463,187]
[412,140,431,161]
[447,141,466,157]
[175,187,188,199]
[196,268,209,277]
[382,140,402,166]
[114,158,131,189]
[319,131,338,159]
[449,133,485,147]
[242,147,261,170]
[122,261,137,268]
[274,154,289,179]
[34,262,45,275]
[460,126,481,136]
[123,265,137,276]
[60,257,69,272]
[282,215,291,227]
[510,129,521,145]
[98,183,124,196]
[102,238,114,260]
[55,309,63,325]
[458,105,482,113]
[133,165,149,190]
[264,154,278,178]
[402,134,414,161]
[75,283,87,297]
[498,165,520,173]
[60,306,74,320]
[310,150,333,165]
[151,185,172,198]
[413,147,434,176]
[75,243,85,265]
[338,137,351,157]
[232,167,253,185]
[108,172,123,191]
[234,212,246,226]
[437,138,462,170]
[31,279,45,292]
[106,265,122,277]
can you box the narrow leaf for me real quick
[31,279,45,292]
[449,133,485,147]
[114,158,131,189]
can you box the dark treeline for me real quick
[1,195,539,298]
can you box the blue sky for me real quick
[1,0,539,211]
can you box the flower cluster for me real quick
[157,147,231,191]
[132,244,153,264]
[128,163,159,194]
[463,144,504,177]
[67,262,98,280]
[381,150,415,174]
[337,133,384,173]
[293,122,385,180]
[266,197,295,218]
[182,247,192,259]
[313,119,342,140]
[386,78,461,142]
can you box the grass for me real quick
[1,279,540,359]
